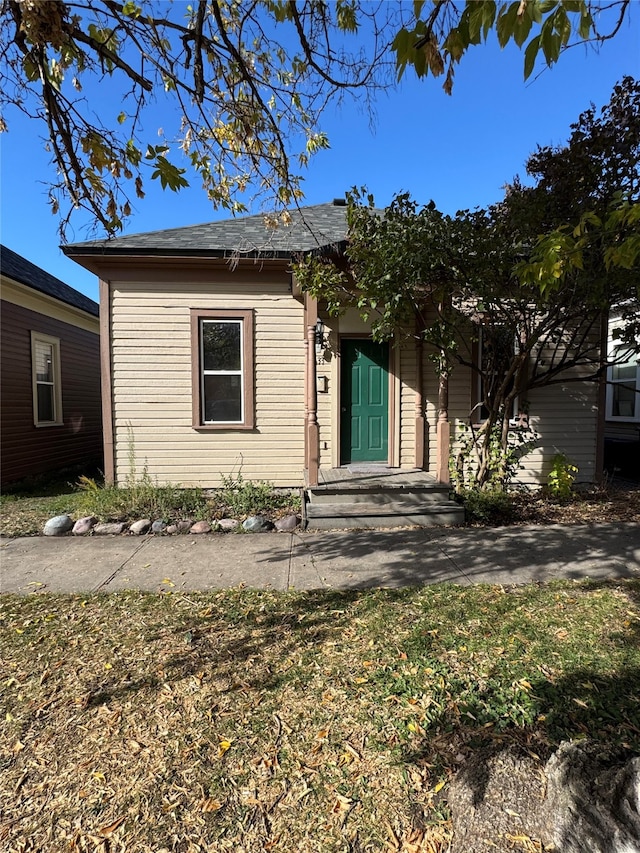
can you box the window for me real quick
[31,332,63,426]
[472,325,519,422]
[606,342,640,422]
[191,309,254,429]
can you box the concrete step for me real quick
[304,500,465,530]
[307,485,452,506]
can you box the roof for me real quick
[62,201,351,260]
[1,245,99,317]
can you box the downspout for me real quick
[415,313,425,469]
[99,279,115,484]
[435,299,451,484]
[305,294,319,486]
[595,309,608,483]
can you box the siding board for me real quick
[1,299,102,485]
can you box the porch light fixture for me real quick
[315,318,325,353]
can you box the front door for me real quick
[340,338,389,464]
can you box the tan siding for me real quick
[110,277,306,487]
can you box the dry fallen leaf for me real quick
[98,816,126,836]
[200,797,224,812]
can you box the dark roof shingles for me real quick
[63,202,350,258]
[1,245,99,317]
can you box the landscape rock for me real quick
[166,520,193,534]
[72,516,97,535]
[43,515,73,536]
[217,518,239,531]
[151,520,167,534]
[243,515,274,532]
[93,522,126,535]
[446,740,640,853]
[190,520,211,534]
[129,519,151,535]
[275,514,299,532]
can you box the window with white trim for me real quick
[606,341,640,422]
[31,332,63,426]
[191,309,254,429]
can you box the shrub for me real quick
[459,488,517,525]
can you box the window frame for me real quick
[31,331,63,427]
[605,328,640,423]
[191,309,255,430]
[471,324,520,424]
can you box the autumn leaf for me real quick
[98,816,126,836]
[200,797,224,812]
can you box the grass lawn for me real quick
[2,581,639,852]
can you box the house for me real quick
[63,201,604,526]
[0,246,102,486]
[603,310,640,478]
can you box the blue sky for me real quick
[1,9,638,304]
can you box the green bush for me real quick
[459,488,517,525]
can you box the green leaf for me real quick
[578,8,593,39]
[117,112,126,125]
[541,27,561,64]
[513,10,533,48]
[523,34,540,79]
[496,3,519,48]
[22,55,39,82]
[481,0,497,39]
[150,156,189,191]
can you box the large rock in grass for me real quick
[72,516,97,535]
[217,518,239,531]
[243,515,273,532]
[43,515,73,536]
[129,519,151,535]
[189,520,211,534]
[93,522,126,535]
[446,740,640,853]
[275,514,299,532]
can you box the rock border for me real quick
[43,513,301,537]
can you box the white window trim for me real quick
[200,318,245,425]
[605,323,640,423]
[31,331,63,427]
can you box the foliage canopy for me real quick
[0,0,633,237]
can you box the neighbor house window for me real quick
[31,332,63,426]
[191,309,254,429]
[606,343,640,422]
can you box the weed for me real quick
[547,453,579,499]
[212,471,300,518]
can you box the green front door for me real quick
[340,339,389,464]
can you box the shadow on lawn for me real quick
[83,579,640,761]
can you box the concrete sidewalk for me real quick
[1,523,639,594]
